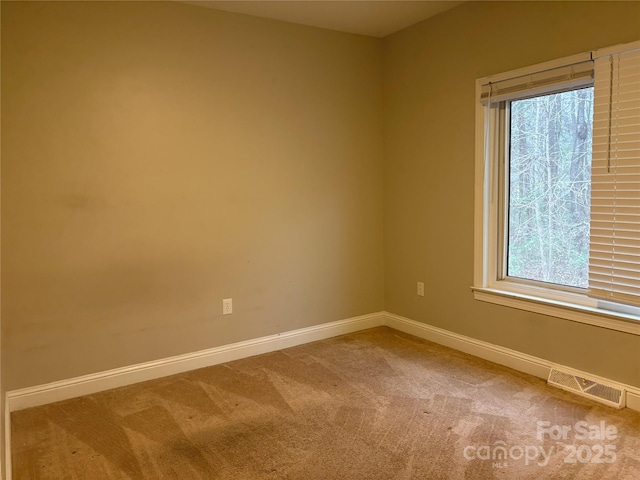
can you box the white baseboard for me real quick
[6,312,385,413]
[384,311,640,413]
[8,310,640,414]
[627,391,640,412]
[5,310,640,480]
[384,312,550,378]
[4,402,11,480]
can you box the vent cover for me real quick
[548,369,625,409]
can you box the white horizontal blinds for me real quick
[480,60,593,104]
[589,47,640,305]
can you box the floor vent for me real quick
[548,368,625,409]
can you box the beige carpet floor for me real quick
[11,326,640,479]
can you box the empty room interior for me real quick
[2,1,640,479]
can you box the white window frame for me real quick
[473,47,640,336]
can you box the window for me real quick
[507,87,594,289]
[474,41,640,335]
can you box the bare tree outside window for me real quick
[507,87,594,288]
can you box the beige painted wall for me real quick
[1,1,384,390]
[383,1,640,387]
[2,0,640,400]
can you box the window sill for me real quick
[472,287,640,336]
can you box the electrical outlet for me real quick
[417,282,425,297]
[223,298,233,315]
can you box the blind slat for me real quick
[588,48,640,306]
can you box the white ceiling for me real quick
[184,1,465,38]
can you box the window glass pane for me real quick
[507,87,594,288]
